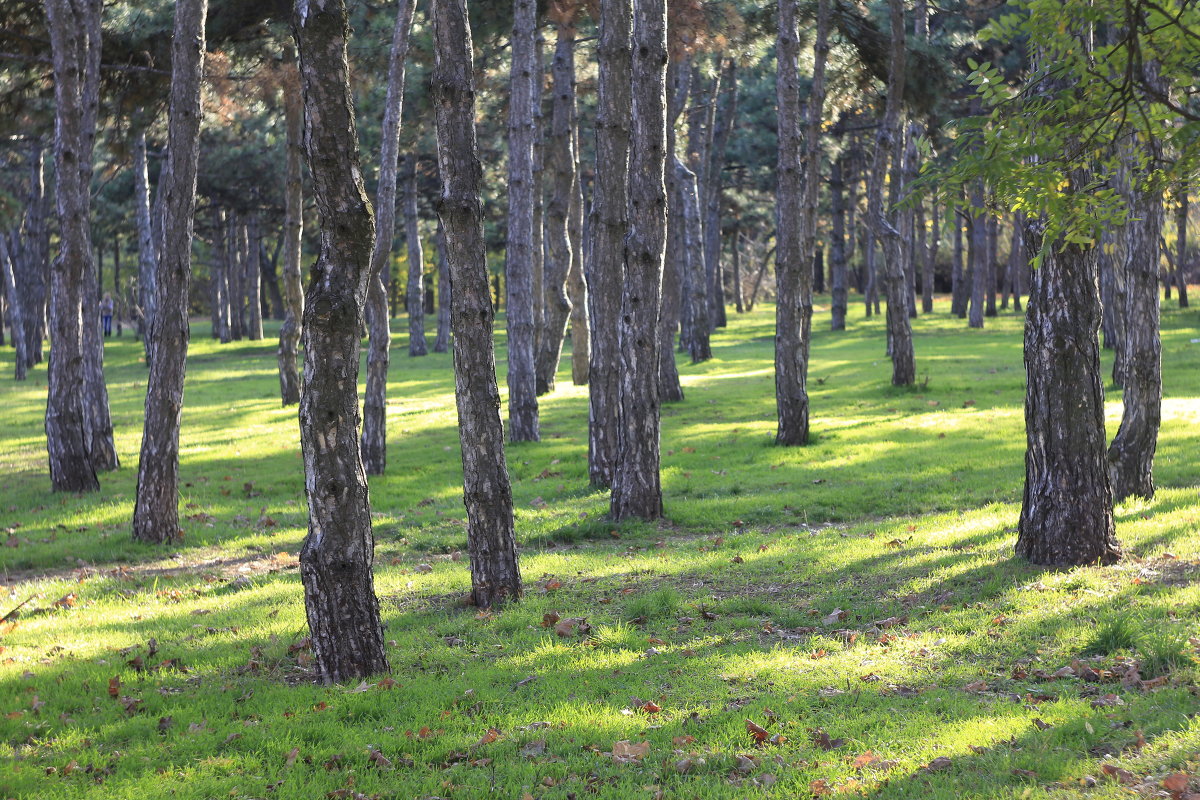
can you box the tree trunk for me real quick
[278,48,304,405]
[1175,182,1189,308]
[433,219,451,353]
[676,157,710,363]
[867,0,913,385]
[17,140,49,368]
[774,0,826,444]
[45,0,102,492]
[1018,223,1119,565]
[968,182,987,328]
[919,196,933,313]
[705,58,737,332]
[657,192,684,402]
[586,0,631,488]
[901,124,918,318]
[1010,213,1024,312]
[610,0,666,521]
[985,213,998,317]
[83,229,118,471]
[830,150,848,330]
[731,221,745,314]
[567,136,589,385]
[504,0,540,440]
[262,237,284,321]
[432,0,523,606]
[362,0,416,473]
[535,11,579,395]
[951,203,967,317]
[404,155,427,356]
[0,235,27,379]
[293,0,390,682]
[133,127,158,359]
[245,213,264,340]
[228,213,245,340]
[132,0,207,544]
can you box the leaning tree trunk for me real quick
[133,126,158,361]
[867,0,913,385]
[293,0,390,682]
[132,0,207,544]
[567,135,589,384]
[362,0,417,474]
[404,155,428,356]
[504,0,540,440]
[586,0,631,487]
[0,236,27,379]
[535,11,579,396]
[610,0,666,521]
[774,0,827,444]
[44,0,102,492]
[433,219,451,353]
[432,0,523,606]
[277,47,304,405]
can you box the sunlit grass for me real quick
[0,298,1198,798]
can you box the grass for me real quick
[1,296,1199,799]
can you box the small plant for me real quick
[590,621,640,650]
[1087,612,1139,655]
[1139,628,1192,678]
[721,596,778,617]
[625,586,681,620]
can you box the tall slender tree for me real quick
[277,46,304,406]
[433,219,451,353]
[133,125,158,363]
[610,0,667,520]
[131,0,208,545]
[505,0,540,441]
[432,0,523,606]
[362,0,417,474]
[404,154,428,357]
[293,0,390,681]
[586,0,631,487]
[44,0,102,492]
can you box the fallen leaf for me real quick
[746,719,770,744]
[851,751,881,770]
[1163,774,1189,792]
[519,739,546,759]
[811,728,846,751]
[924,756,953,772]
[367,747,392,770]
[823,609,849,625]
[611,740,650,763]
[285,747,299,767]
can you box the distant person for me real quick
[100,292,114,337]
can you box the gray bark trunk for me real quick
[704,58,737,331]
[0,235,26,379]
[404,155,427,356]
[1175,184,1189,307]
[245,214,264,340]
[293,0,390,682]
[535,16,578,395]
[432,0,523,606]
[586,0,631,488]
[567,134,589,385]
[968,182,987,328]
[278,48,304,405]
[433,219,450,353]
[504,0,540,440]
[866,0,914,385]
[132,0,207,544]
[228,213,245,340]
[985,213,998,317]
[361,1,416,472]
[133,127,158,360]
[676,157,710,363]
[610,0,666,521]
[45,0,103,492]
[657,195,684,402]
[17,140,49,368]
[952,203,967,317]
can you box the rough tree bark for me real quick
[676,156,710,363]
[830,145,849,330]
[704,57,737,332]
[433,219,450,353]
[1108,80,1164,502]
[17,140,49,368]
[866,0,914,385]
[277,46,304,405]
[504,0,540,440]
[610,0,667,521]
[586,0,631,487]
[293,0,390,682]
[132,0,207,544]
[44,0,103,492]
[968,181,987,328]
[432,0,523,606]
[228,213,245,340]
[361,0,416,473]
[535,7,579,395]
[1174,183,1189,308]
[404,155,427,356]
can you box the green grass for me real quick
[1,297,1199,799]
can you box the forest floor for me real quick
[1,298,1199,799]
